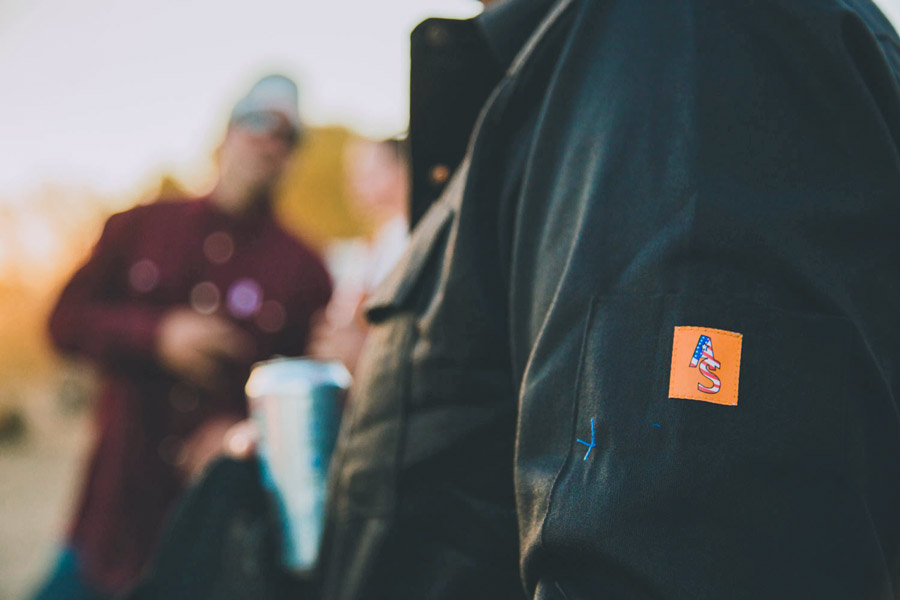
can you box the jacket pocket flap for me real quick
[363,200,454,322]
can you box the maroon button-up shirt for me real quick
[48,196,332,593]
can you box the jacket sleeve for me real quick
[48,209,167,364]
[509,0,900,598]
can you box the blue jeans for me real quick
[30,547,112,600]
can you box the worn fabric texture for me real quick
[323,0,900,598]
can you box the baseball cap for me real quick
[230,74,303,136]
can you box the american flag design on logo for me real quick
[689,334,722,394]
[670,326,742,406]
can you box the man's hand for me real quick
[223,419,259,460]
[307,308,368,374]
[155,308,254,390]
[178,415,245,481]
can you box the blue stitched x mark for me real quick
[576,417,596,461]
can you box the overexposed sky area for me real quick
[0,0,482,201]
[1,0,900,202]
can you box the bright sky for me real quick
[0,0,482,201]
[1,0,900,202]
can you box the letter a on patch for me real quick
[669,327,742,406]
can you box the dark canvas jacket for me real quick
[321,0,900,598]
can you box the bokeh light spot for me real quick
[256,300,286,333]
[158,435,184,466]
[203,231,235,265]
[128,259,159,293]
[169,383,200,413]
[190,281,221,315]
[227,278,263,319]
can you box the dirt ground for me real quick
[0,380,92,600]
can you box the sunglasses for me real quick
[234,112,299,147]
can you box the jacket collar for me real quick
[476,0,560,72]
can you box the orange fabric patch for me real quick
[669,326,743,406]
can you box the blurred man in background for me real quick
[343,138,410,292]
[32,74,331,600]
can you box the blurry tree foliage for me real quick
[275,125,372,249]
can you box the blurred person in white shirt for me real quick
[310,137,409,373]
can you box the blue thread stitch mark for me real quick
[652,424,662,429]
[576,417,596,461]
